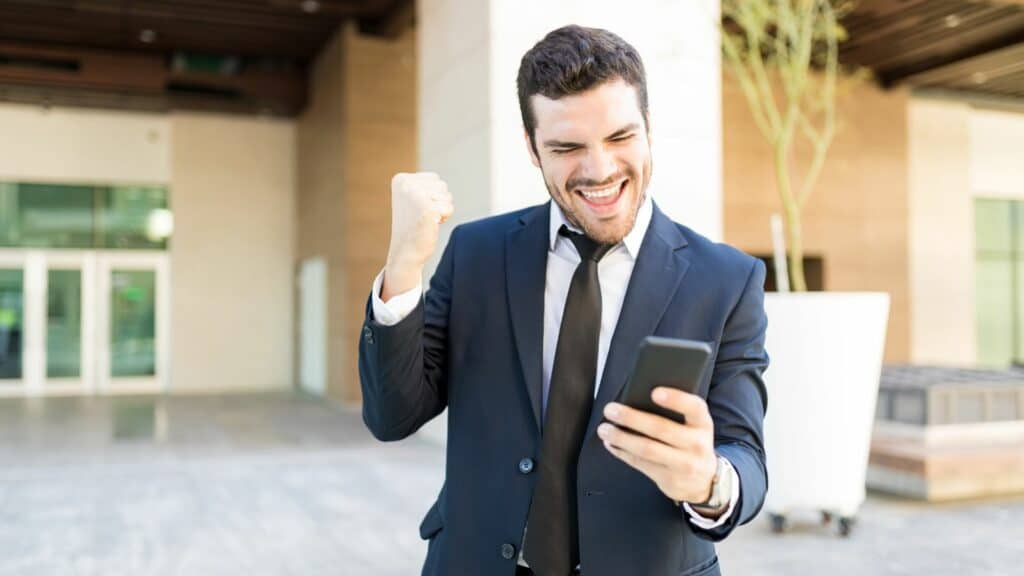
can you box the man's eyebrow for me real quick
[542,123,642,149]
[543,138,581,149]
[607,123,641,139]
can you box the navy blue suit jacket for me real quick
[359,201,769,576]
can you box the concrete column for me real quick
[907,98,974,366]
[298,23,417,403]
[415,0,721,442]
[418,0,723,262]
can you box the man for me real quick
[359,25,768,576]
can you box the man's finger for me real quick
[597,422,681,467]
[651,387,713,430]
[603,440,669,484]
[602,402,704,450]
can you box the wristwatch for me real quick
[688,455,733,514]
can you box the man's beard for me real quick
[543,162,650,246]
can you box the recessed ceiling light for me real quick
[300,0,320,13]
[944,15,961,28]
[139,29,157,43]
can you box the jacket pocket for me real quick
[418,500,444,540]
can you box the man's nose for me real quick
[580,147,619,184]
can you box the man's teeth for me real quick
[579,183,622,199]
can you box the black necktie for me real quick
[523,225,613,575]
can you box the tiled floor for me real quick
[0,392,1021,575]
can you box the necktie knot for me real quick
[559,225,613,262]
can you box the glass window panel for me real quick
[0,269,23,380]
[0,184,96,249]
[47,269,82,379]
[0,183,17,246]
[1017,256,1024,364]
[976,258,1014,367]
[975,198,1013,256]
[0,182,170,250]
[1016,202,1024,254]
[111,269,156,377]
[96,187,170,250]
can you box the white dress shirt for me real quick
[369,195,740,565]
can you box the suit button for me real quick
[518,457,534,474]
[500,542,516,560]
[362,325,374,344]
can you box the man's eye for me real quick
[612,134,634,142]
[552,147,578,154]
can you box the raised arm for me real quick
[358,172,455,442]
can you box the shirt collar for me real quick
[548,191,653,259]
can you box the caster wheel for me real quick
[837,516,855,537]
[821,511,833,525]
[769,513,786,534]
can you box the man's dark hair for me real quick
[517,25,649,153]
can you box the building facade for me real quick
[1,1,1022,403]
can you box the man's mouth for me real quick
[574,179,628,210]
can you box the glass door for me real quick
[0,181,171,396]
[0,252,26,395]
[0,250,93,396]
[0,249,168,396]
[41,252,94,395]
[96,252,170,394]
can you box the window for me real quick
[975,198,1024,367]
[0,182,171,250]
[753,254,825,292]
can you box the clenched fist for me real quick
[382,172,454,301]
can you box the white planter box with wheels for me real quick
[762,291,890,537]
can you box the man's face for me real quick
[526,78,652,245]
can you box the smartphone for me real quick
[615,336,713,426]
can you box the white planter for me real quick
[762,292,890,527]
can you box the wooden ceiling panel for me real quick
[0,0,355,59]
[2,0,1021,115]
[0,0,410,116]
[840,0,1024,100]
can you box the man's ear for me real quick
[523,129,541,168]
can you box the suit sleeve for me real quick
[357,227,457,442]
[690,257,769,542]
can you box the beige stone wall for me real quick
[970,107,1024,199]
[298,23,416,403]
[338,25,417,403]
[169,113,297,392]
[0,103,169,184]
[722,77,911,363]
[907,99,974,365]
[297,29,347,400]
[906,102,1024,366]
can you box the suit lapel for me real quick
[584,203,691,441]
[506,203,550,434]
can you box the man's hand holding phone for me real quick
[597,336,720,509]
[598,388,719,507]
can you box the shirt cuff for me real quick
[370,268,423,326]
[682,457,741,530]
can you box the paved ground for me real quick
[0,392,1021,575]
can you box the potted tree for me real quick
[720,0,890,537]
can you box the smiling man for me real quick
[359,25,769,576]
